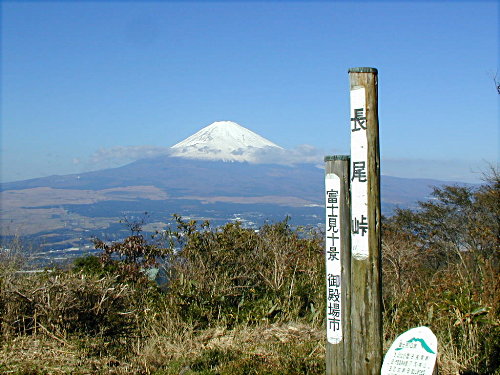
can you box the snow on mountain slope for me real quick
[170,121,283,162]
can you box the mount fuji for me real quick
[170,121,283,162]
[0,120,463,258]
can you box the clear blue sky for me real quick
[1,1,498,183]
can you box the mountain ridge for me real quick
[0,154,472,206]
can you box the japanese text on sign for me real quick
[325,173,342,344]
[350,88,369,260]
[381,326,438,375]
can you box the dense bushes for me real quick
[383,171,499,374]
[165,218,324,328]
[0,218,326,374]
[1,271,147,341]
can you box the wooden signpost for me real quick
[325,68,439,374]
[325,155,351,374]
[349,67,383,374]
[325,67,382,374]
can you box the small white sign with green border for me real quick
[381,326,437,375]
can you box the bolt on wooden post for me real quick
[324,155,351,375]
[349,67,383,374]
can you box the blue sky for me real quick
[1,1,498,183]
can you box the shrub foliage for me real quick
[383,171,499,373]
[165,217,324,328]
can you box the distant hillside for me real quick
[1,157,324,200]
[1,155,469,206]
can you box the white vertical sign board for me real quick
[350,87,369,260]
[381,326,438,375]
[325,173,342,344]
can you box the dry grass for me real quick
[0,323,325,375]
[382,228,500,375]
[0,335,145,374]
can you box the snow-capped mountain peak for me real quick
[170,121,283,162]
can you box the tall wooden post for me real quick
[325,155,351,375]
[348,67,382,374]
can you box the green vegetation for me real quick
[382,170,499,374]
[0,172,498,374]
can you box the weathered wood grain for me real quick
[349,67,383,375]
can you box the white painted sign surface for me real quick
[325,173,342,344]
[381,326,438,375]
[350,87,369,260]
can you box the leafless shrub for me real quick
[0,271,142,343]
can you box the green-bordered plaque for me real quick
[381,326,437,375]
